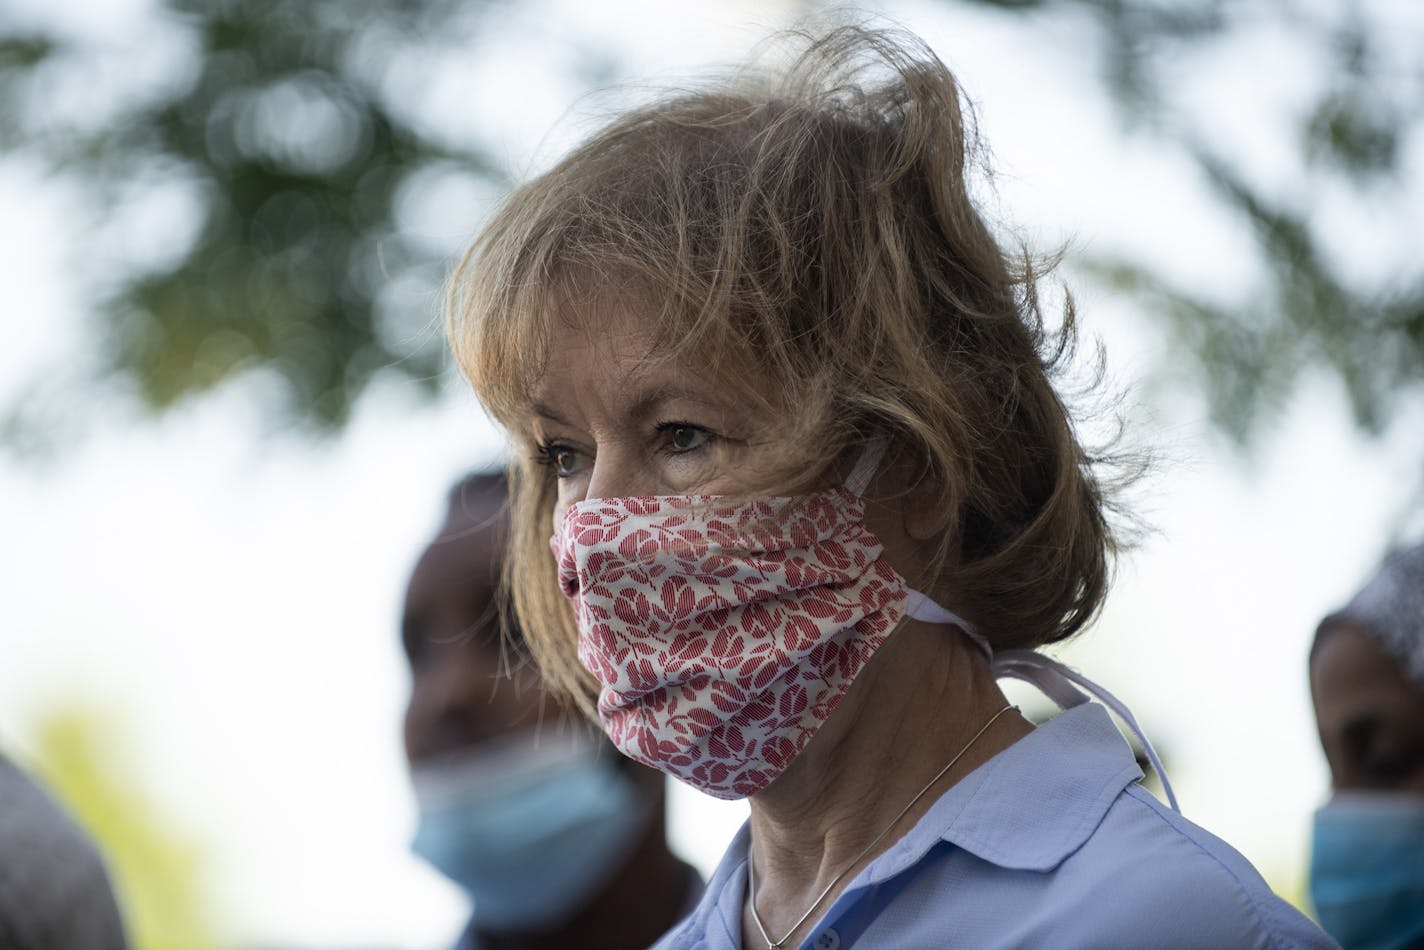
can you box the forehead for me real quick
[1311,622,1424,725]
[546,299,663,373]
[531,298,772,420]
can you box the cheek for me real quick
[552,470,591,520]
[1319,738,1351,788]
[401,700,425,763]
[551,497,569,539]
[1406,769,1424,796]
[861,495,926,586]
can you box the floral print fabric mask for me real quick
[551,444,971,799]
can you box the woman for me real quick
[1309,542,1424,950]
[448,26,1333,949]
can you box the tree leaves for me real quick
[2,0,501,438]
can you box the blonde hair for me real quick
[448,26,1128,712]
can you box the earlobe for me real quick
[901,456,952,543]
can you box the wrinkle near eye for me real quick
[530,321,777,500]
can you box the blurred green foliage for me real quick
[28,706,226,950]
[963,0,1423,443]
[0,0,503,435]
[0,0,1420,447]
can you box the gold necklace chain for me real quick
[746,703,1017,950]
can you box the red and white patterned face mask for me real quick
[551,445,973,799]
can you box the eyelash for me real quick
[532,441,579,477]
[532,423,715,478]
[655,421,714,455]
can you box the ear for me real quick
[899,449,953,543]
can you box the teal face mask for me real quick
[1310,793,1424,950]
[410,731,649,932]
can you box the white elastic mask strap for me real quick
[905,589,993,659]
[992,650,1180,813]
[844,438,888,497]
[848,438,991,661]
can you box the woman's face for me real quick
[1311,621,1424,794]
[528,307,784,522]
[525,304,938,584]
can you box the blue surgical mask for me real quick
[1310,792,1424,950]
[410,730,649,933]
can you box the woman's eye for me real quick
[536,443,585,477]
[554,447,579,474]
[661,423,712,453]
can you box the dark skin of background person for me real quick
[402,474,698,950]
[1311,621,1424,795]
[1308,549,1424,950]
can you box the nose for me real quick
[582,443,655,501]
[551,443,656,535]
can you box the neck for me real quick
[743,622,1031,949]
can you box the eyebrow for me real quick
[627,385,724,422]
[531,386,727,428]
[531,402,570,425]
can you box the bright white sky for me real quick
[1,1,1421,947]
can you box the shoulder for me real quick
[0,755,129,950]
[649,910,735,950]
[889,783,1338,949]
[1062,785,1335,949]
[893,701,1338,949]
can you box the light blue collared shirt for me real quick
[654,703,1337,950]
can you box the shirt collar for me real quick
[869,702,1145,875]
[685,702,1147,945]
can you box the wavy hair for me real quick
[447,26,1134,712]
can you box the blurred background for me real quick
[1,0,1421,946]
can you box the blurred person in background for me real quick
[1309,541,1424,950]
[0,752,128,950]
[401,471,702,950]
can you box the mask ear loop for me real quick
[849,438,1178,810]
[844,438,888,497]
[910,604,1179,813]
[906,590,989,649]
[852,437,994,656]
[993,650,1180,813]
